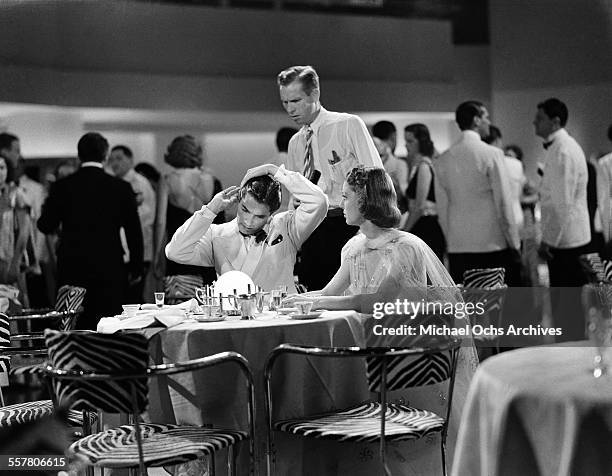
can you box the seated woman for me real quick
[286,166,478,470]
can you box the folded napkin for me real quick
[97,308,187,334]
[140,299,198,312]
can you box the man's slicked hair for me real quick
[455,100,485,131]
[0,132,18,152]
[537,98,568,127]
[77,132,109,163]
[111,145,133,158]
[240,175,282,214]
[372,121,397,142]
[277,65,319,95]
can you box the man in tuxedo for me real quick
[165,163,327,293]
[534,98,590,340]
[277,65,382,290]
[38,133,143,330]
[434,100,520,284]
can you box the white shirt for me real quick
[504,156,526,230]
[434,130,519,253]
[383,154,409,198]
[285,107,383,209]
[597,152,612,241]
[165,166,328,292]
[539,128,590,248]
[122,169,156,262]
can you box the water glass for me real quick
[270,289,283,312]
[154,292,165,308]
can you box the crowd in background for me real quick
[1,91,611,341]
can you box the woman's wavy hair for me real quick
[164,135,203,169]
[346,166,400,228]
[0,156,15,184]
[404,123,435,158]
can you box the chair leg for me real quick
[0,385,5,407]
[441,438,447,476]
[227,446,236,476]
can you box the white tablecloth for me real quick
[452,343,612,476]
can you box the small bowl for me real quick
[122,304,140,318]
[294,301,314,315]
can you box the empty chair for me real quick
[43,329,255,476]
[264,340,460,476]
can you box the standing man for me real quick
[38,133,143,330]
[534,98,590,340]
[108,145,156,303]
[278,65,383,290]
[435,100,520,284]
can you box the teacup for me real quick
[294,301,313,315]
[121,304,140,318]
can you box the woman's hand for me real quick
[240,164,279,187]
[207,186,240,215]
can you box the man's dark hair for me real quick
[77,132,109,163]
[134,162,161,185]
[484,125,502,145]
[504,144,524,161]
[0,156,15,183]
[276,127,298,152]
[277,65,319,95]
[240,175,281,214]
[0,133,18,152]
[455,100,485,131]
[372,121,397,142]
[537,98,568,127]
[111,145,133,158]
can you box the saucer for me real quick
[193,314,226,323]
[277,307,298,315]
[288,311,323,320]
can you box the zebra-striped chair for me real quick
[163,275,204,305]
[42,330,255,476]
[264,340,460,476]
[0,312,95,430]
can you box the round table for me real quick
[146,311,370,476]
[452,343,612,476]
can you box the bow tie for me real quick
[543,140,554,150]
[240,229,267,244]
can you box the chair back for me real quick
[366,347,455,393]
[164,275,203,304]
[44,330,149,413]
[0,313,10,385]
[55,285,86,330]
[463,267,505,288]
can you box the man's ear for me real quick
[310,88,321,102]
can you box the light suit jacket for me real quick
[434,130,519,253]
[165,167,328,292]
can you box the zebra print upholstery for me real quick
[274,402,444,442]
[54,285,86,330]
[1,313,10,386]
[366,351,453,393]
[579,253,612,284]
[0,401,97,427]
[163,275,203,304]
[462,267,505,288]
[71,424,247,468]
[45,330,149,413]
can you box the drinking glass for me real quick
[154,292,165,309]
[270,289,282,312]
[583,284,612,377]
[295,301,313,315]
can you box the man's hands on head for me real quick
[207,186,240,215]
[240,164,280,187]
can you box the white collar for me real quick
[81,161,103,169]
[305,106,328,135]
[462,130,482,141]
[546,128,567,143]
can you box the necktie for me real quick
[303,126,314,181]
[543,140,553,150]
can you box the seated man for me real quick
[165,164,328,292]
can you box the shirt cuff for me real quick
[196,206,218,219]
[273,164,288,182]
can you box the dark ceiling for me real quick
[137,0,489,44]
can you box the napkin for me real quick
[97,308,187,333]
[140,299,198,312]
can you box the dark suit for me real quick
[38,165,143,329]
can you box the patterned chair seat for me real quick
[71,424,248,468]
[274,401,444,443]
[0,400,97,427]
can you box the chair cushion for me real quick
[0,400,97,427]
[274,402,444,443]
[70,424,248,468]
